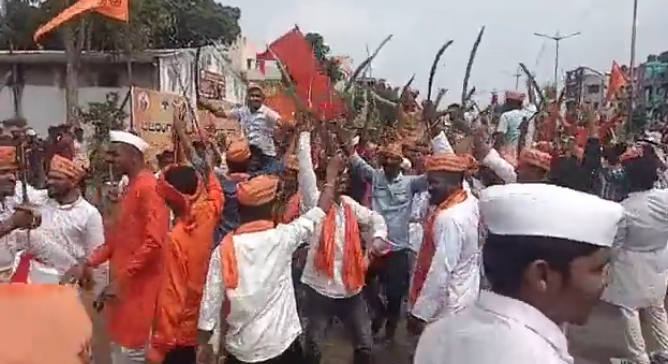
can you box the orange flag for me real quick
[34,0,128,42]
[606,61,628,102]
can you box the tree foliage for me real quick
[0,0,242,51]
[304,32,344,84]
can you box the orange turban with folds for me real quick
[519,148,552,171]
[226,138,251,163]
[284,154,299,172]
[156,164,203,215]
[424,154,478,173]
[237,175,279,206]
[49,154,87,181]
[379,143,403,159]
[0,146,17,171]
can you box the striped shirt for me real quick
[230,105,281,156]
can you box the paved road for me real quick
[569,301,663,364]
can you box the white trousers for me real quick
[620,303,668,364]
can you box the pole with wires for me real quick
[534,31,581,89]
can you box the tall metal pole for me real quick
[627,0,638,124]
[554,40,560,89]
[534,31,581,90]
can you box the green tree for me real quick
[304,31,344,83]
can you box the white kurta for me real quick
[6,195,105,290]
[198,207,326,363]
[296,132,387,298]
[0,182,49,277]
[602,188,668,309]
[415,291,574,364]
[410,195,481,322]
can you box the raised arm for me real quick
[344,196,387,242]
[431,130,453,155]
[298,131,319,210]
[280,155,344,251]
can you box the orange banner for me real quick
[131,87,182,164]
[131,87,242,164]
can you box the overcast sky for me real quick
[224,0,665,103]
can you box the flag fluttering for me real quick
[34,0,128,42]
[606,61,628,102]
[257,26,345,120]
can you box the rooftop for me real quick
[0,49,204,64]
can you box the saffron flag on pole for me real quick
[606,61,628,102]
[34,0,129,42]
[257,26,345,120]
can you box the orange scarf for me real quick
[282,193,301,223]
[315,201,366,292]
[409,189,469,305]
[219,219,275,318]
[220,220,275,290]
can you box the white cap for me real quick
[109,131,149,153]
[25,128,36,137]
[480,184,624,247]
[400,158,412,171]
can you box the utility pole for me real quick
[512,71,521,90]
[627,0,638,124]
[534,31,581,89]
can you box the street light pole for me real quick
[627,0,638,124]
[534,31,581,89]
[502,69,522,90]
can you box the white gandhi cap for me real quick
[479,183,624,247]
[109,130,150,153]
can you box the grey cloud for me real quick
[224,0,666,104]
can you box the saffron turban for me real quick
[424,154,478,173]
[379,143,403,159]
[237,175,279,206]
[49,154,87,181]
[226,138,251,163]
[519,148,552,171]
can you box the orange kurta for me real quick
[147,172,224,362]
[87,170,171,349]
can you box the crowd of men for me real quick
[0,82,667,364]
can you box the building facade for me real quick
[564,66,607,110]
[0,36,281,135]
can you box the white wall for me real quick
[0,85,131,136]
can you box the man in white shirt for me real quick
[407,153,480,335]
[415,183,624,364]
[296,131,387,364]
[196,156,344,364]
[599,152,668,364]
[9,154,104,287]
[199,83,288,173]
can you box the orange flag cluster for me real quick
[34,0,129,42]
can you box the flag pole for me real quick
[626,0,638,127]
